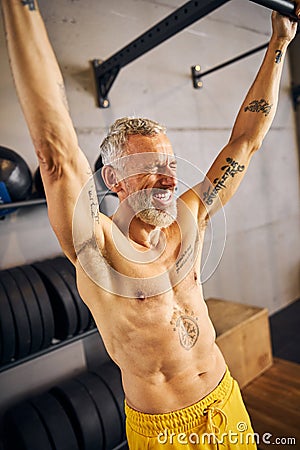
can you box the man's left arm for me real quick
[190,6,299,223]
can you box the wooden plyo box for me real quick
[206,298,273,388]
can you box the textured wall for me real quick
[0,0,299,314]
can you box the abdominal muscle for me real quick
[94,283,227,414]
[122,343,226,414]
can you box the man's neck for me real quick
[111,204,160,249]
[129,219,162,249]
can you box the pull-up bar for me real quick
[249,0,296,17]
[92,0,230,108]
[92,0,298,108]
[191,43,269,89]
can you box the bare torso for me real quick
[75,199,226,413]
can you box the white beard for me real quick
[127,188,177,228]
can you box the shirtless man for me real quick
[2,0,299,448]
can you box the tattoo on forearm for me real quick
[244,99,272,116]
[170,307,199,350]
[21,0,36,10]
[203,157,245,206]
[58,82,69,111]
[275,50,282,64]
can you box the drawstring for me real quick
[203,400,228,435]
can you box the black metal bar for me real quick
[0,190,116,212]
[249,0,298,19]
[113,441,128,450]
[192,42,268,88]
[92,0,230,107]
[0,198,46,211]
[0,328,98,373]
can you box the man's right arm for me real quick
[1,0,104,262]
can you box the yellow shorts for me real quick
[125,368,257,449]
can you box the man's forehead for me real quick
[118,152,176,166]
[126,133,173,154]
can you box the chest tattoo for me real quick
[170,307,199,350]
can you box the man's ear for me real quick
[101,165,122,193]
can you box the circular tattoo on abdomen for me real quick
[176,315,199,350]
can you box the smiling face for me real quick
[117,133,178,228]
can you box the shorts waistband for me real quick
[125,367,233,437]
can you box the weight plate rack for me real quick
[2,361,127,450]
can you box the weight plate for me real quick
[93,362,126,436]
[32,261,78,339]
[19,265,54,349]
[3,400,52,450]
[30,392,79,450]
[52,256,95,330]
[50,378,103,450]
[77,371,122,449]
[49,257,90,333]
[0,280,15,364]
[0,270,31,359]
[8,267,43,354]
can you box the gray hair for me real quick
[99,117,167,166]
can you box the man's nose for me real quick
[159,167,177,187]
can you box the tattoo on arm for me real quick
[202,157,245,206]
[88,183,100,225]
[244,99,272,116]
[175,244,193,274]
[58,82,69,111]
[275,50,282,64]
[21,0,36,10]
[170,307,199,350]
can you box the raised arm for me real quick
[187,6,299,223]
[1,0,103,261]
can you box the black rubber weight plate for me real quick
[19,265,54,349]
[49,257,90,333]
[93,362,126,437]
[50,378,103,450]
[32,260,78,339]
[30,392,79,450]
[3,400,52,450]
[8,267,43,354]
[54,256,96,330]
[0,270,31,359]
[0,280,15,364]
[77,371,122,449]
[53,256,95,330]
